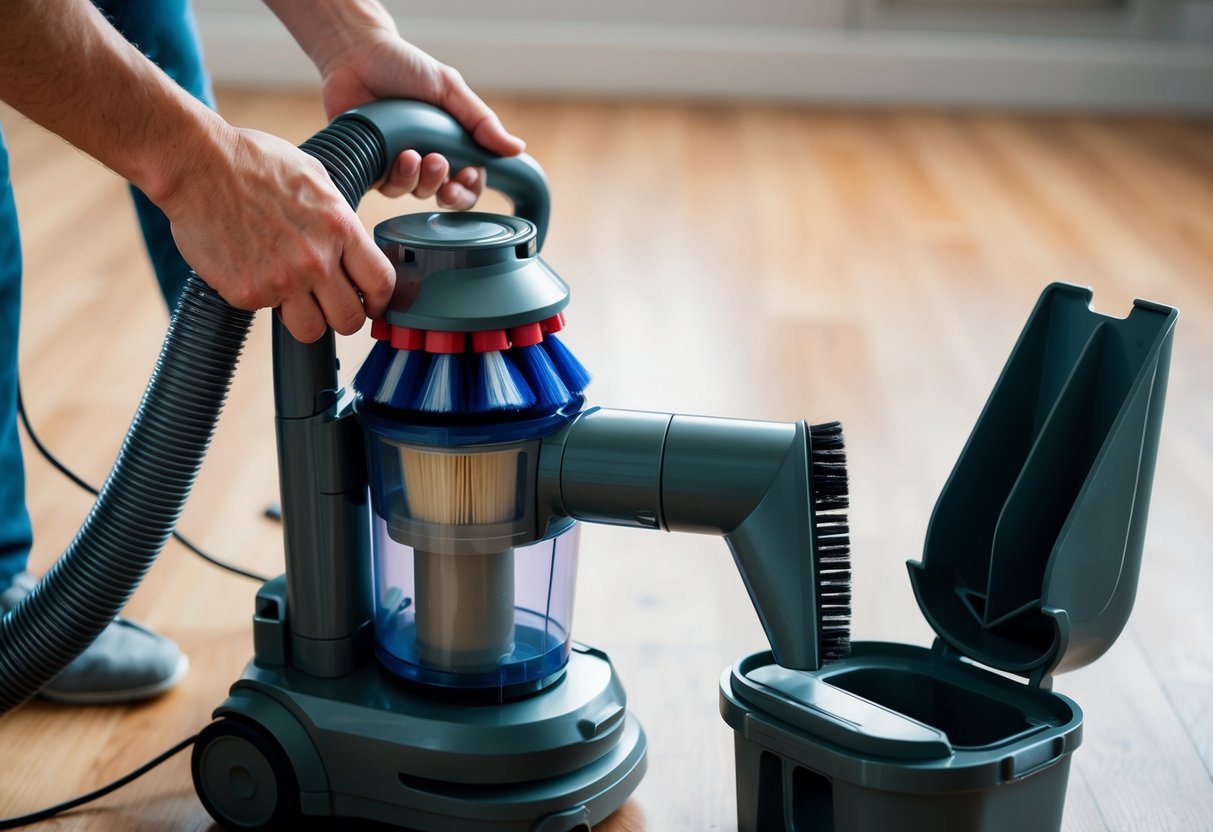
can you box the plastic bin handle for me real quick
[736,663,954,760]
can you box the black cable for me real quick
[15,381,270,584]
[162,521,270,583]
[0,734,197,829]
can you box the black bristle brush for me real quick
[809,420,852,662]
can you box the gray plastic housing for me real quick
[539,409,829,671]
[720,645,1081,832]
[273,325,373,678]
[374,212,569,331]
[910,284,1178,683]
[234,578,645,831]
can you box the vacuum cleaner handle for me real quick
[338,100,552,250]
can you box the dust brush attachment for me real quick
[352,322,430,409]
[809,420,851,662]
[382,349,431,410]
[352,321,591,416]
[468,329,537,413]
[514,345,573,411]
[414,332,468,414]
[510,323,573,412]
[470,350,537,413]
[541,334,592,396]
[352,340,394,401]
[418,353,467,413]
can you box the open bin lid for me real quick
[908,284,1177,685]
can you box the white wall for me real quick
[194,1,1213,111]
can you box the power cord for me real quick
[16,381,270,583]
[8,384,269,828]
[0,734,198,829]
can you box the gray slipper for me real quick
[0,572,189,705]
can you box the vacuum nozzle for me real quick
[540,410,851,670]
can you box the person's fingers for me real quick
[436,166,481,211]
[342,230,396,319]
[380,150,423,198]
[278,294,329,344]
[312,270,367,336]
[459,166,485,197]
[412,153,449,200]
[435,66,525,157]
[469,111,525,157]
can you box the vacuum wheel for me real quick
[192,718,302,832]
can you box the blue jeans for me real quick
[0,0,213,585]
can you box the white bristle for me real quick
[374,349,411,403]
[419,354,456,413]
[482,351,527,409]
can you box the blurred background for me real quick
[1,3,1211,831]
[196,0,1213,108]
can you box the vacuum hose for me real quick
[0,115,388,714]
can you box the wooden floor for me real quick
[1,89,1212,830]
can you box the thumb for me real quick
[435,66,525,157]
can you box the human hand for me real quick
[159,125,394,343]
[309,7,526,209]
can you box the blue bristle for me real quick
[514,344,573,412]
[418,353,467,413]
[352,340,395,399]
[383,349,432,410]
[469,350,537,413]
[540,334,592,395]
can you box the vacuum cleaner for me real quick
[0,100,1177,832]
[195,101,855,832]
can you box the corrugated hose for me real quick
[0,115,386,713]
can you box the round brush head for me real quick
[351,211,591,418]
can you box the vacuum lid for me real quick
[376,211,569,332]
[380,211,534,251]
[908,284,1177,686]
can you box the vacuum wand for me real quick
[538,408,851,671]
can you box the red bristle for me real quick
[541,314,564,334]
[391,327,426,350]
[426,331,466,354]
[472,330,510,353]
[370,319,392,340]
[511,322,544,347]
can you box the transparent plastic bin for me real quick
[358,403,583,698]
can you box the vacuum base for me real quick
[195,643,646,832]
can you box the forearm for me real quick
[263,0,398,75]
[262,0,523,162]
[0,0,229,204]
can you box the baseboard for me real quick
[195,14,1213,112]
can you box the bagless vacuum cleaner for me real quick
[0,101,1177,832]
